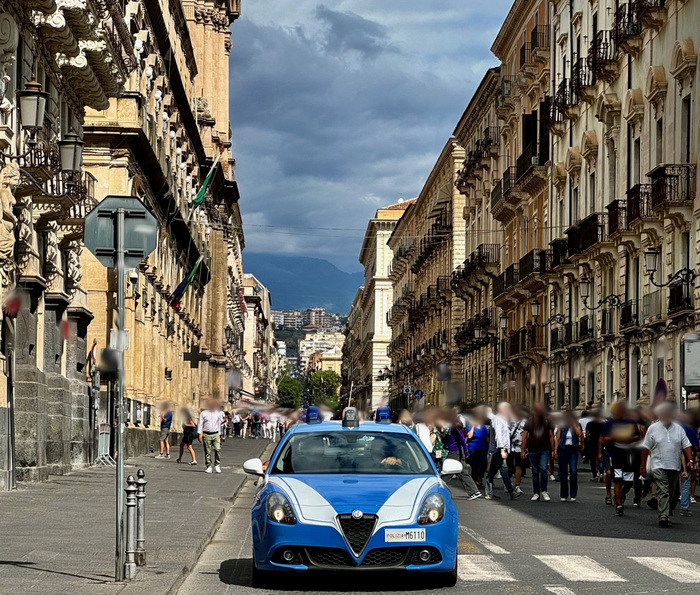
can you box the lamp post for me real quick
[530,298,565,327]
[644,249,697,287]
[15,79,48,142]
[579,276,622,311]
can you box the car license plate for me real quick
[384,528,426,542]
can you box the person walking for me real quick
[521,402,554,502]
[555,410,584,502]
[485,402,520,501]
[443,418,482,500]
[156,403,173,459]
[233,411,241,437]
[176,407,198,465]
[508,406,527,495]
[585,410,605,481]
[600,400,642,516]
[465,409,490,487]
[678,411,698,517]
[641,402,692,527]
[198,399,226,473]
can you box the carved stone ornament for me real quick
[0,162,18,281]
[0,13,18,111]
[670,38,697,95]
[623,88,645,135]
[645,65,668,118]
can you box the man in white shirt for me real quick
[641,402,692,527]
[198,399,226,473]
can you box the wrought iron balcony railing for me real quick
[626,183,653,223]
[649,164,696,210]
[607,199,628,236]
[620,299,639,330]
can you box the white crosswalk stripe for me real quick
[457,555,516,582]
[535,555,627,582]
[630,557,700,583]
[544,587,578,595]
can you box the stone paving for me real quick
[0,435,273,594]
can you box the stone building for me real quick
[0,0,133,488]
[0,0,248,489]
[242,273,276,402]
[340,286,364,405]
[385,141,468,408]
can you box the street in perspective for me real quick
[0,0,699,594]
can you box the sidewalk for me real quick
[0,435,273,595]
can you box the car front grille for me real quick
[361,548,407,567]
[337,514,377,555]
[305,547,352,567]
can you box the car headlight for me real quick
[266,492,297,524]
[418,493,445,525]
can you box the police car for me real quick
[243,406,461,586]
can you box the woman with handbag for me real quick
[176,407,198,465]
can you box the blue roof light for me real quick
[375,406,391,423]
[306,406,322,423]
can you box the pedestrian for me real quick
[600,400,642,516]
[413,410,435,458]
[585,409,605,481]
[676,411,698,518]
[641,402,693,527]
[521,402,554,502]
[465,408,490,487]
[233,411,241,437]
[198,399,226,473]
[554,410,583,502]
[176,407,198,465]
[156,403,173,459]
[485,402,520,501]
[508,405,527,495]
[443,417,482,500]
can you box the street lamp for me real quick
[644,248,697,286]
[499,313,508,333]
[16,80,49,141]
[580,275,622,310]
[59,130,84,175]
[530,299,541,321]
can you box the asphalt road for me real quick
[176,471,700,595]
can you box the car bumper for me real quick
[253,520,457,573]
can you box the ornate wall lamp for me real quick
[579,276,622,310]
[529,299,565,327]
[644,249,697,287]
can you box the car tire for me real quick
[251,553,268,588]
[437,560,458,588]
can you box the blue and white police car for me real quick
[243,406,462,587]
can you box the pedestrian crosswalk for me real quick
[456,554,700,585]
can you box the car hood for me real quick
[267,475,440,526]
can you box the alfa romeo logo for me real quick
[351,509,363,519]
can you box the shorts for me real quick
[508,451,527,469]
[159,427,171,441]
[613,469,634,483]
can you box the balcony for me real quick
[550,327,563,351]
[570,57,595,104]
[601,308,616,338]
[538,249,554,276]
[642,289,664,324]
[649,164,696,211]
[567,213,609,257]
[578,314,595,342]
[502,166,522,205]
[549,81,567,135]
[493,272,506,300]
[519,250,537,280]
[490,178,515,223]
[516,142,548,195]
[620,299,639,331]
[563,321,578,346]
[588,30,618,82]
[530,24,550,64]
[519,249,548,291]
[504,263,519,290]
[551,238,570,269]
[614,3,643,54]
[497,75,520,119]
[478,126,500,161]
[668,281,693,317]
[626,183,655,224]
[607,199,628,237]
[519,42,533,70]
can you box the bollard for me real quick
[135,469,147,567]
[124,475,138,579]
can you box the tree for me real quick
[277,375,303,408]
[310,370,341,410]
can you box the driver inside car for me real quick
[370,436,404,467]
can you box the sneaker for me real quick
[155,454,165,459]
[549,474,556,481]
[510,490,522,500]
[165,454,171,459]
[214,465,221,473]
[659,517,672,527]
[561,497,567,502]
[540,491,551,502]
[569,497,576,503]
[515,485,523,494]
[615,506,624,516]
[691,497,697,504]
[633,501,641,508]
[680,509,692,517]
[484,494,501,500]
[531,493,540,501]
[468,492,482,500]
[205,466,213,473]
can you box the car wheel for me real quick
[437,560,458,588]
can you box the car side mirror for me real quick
[440,458,463,476]
[243,458,265,477]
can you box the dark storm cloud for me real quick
[229,2,511,271]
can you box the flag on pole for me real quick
[192,152,221,206]
[170,255,204,309]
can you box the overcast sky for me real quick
[229,1,511,272]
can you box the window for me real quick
[271,431,434,475]
[681,96,691,164]
[656,118,663,165]
[589,172,596,212]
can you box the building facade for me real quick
[242,273,276,402]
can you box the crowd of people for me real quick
[403,400,699,528]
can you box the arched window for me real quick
[630,347,641,406]
[605,348,615,407]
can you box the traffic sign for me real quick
[84,195,158,270]
[414,389,424,400]
[403,384,412,394]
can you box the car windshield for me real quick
[270,431,434,475]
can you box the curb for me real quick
[162,440,278,595]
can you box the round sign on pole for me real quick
[414,389,424,400]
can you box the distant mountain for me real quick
[242,253,364,312]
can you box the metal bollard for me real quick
[135,469,147,567]
[124,475,138,579]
